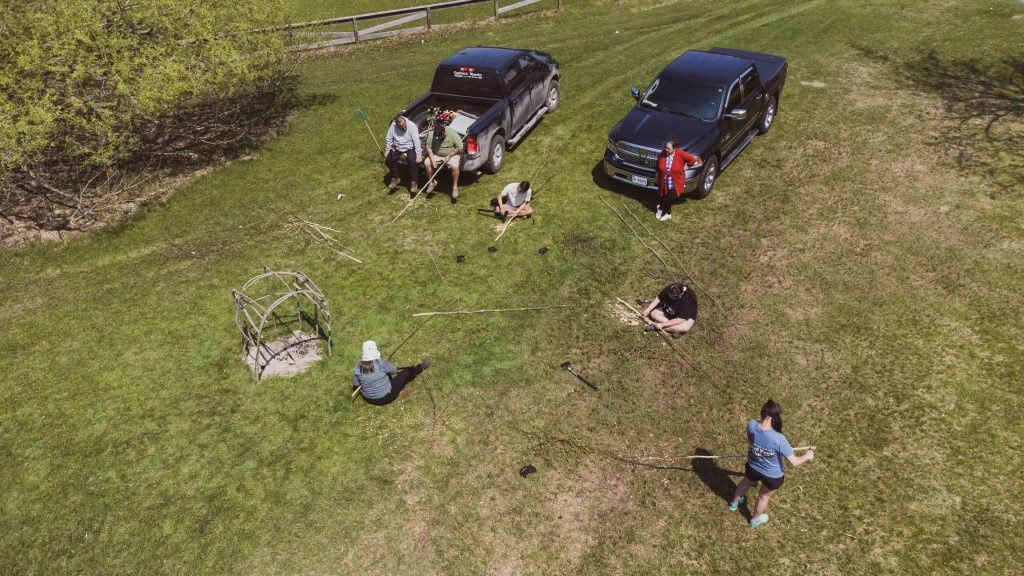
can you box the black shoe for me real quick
[451,195,458,204]
[644,323,658,332]
[672,332,683,339]
[490,197,499,207]
[419,357,432,370]
[636,298,652,306]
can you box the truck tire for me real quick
[757,94,777,135]
[483,135,506,174]
[692,155,718,199]
[545,80,560,113]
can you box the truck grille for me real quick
[615,142,660,168]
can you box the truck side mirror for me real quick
[630,86,641,101]
[726,108,748,120]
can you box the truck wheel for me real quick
[758,95,777,134]
[545,80,560,113]
[692,156,718,199]
[484,135,506,174]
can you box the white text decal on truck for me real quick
[453,66,483,80]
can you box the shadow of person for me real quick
[590,161,663,213]
[691,448,751,519]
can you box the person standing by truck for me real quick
[655,139,700,221]
[423,123,464,203]
[385,115,422,195]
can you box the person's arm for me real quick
[352,372,360,389]
[642,296,661,317]
[446,130,463,159]
[679,149,698,166]
[380,359,398,376]
[410,123,422,161]
[384,123,395,153]
[786,449,814,466]
[497,186,509,212]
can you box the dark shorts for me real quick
[745,463,785,491]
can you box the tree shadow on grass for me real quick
[859,47,1024,197]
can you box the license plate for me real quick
[630,175,648,186]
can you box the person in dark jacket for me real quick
[352,340,431,406]
[655,139,700,221]
[641,283,697,338]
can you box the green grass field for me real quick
[2,0,1023,573]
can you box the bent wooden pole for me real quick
[413,304,569,317]
[494,202,527,242]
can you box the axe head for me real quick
[560,361,572,370]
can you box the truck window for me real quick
[504,62,526,92]
[640,76,724,121]
[725,80,741,112]
[432,66,504,99]
[740,69,759,99]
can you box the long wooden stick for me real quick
[357,109,385,158]
[630,446,816,462]
[620,203,721,310]
[413,304,569,317]
[494,202,527,241]
[392,164,444,223]
[599,196,672,270]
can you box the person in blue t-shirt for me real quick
[729,399,815,527]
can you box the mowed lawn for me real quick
[2,0,1022,574]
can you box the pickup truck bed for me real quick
[709,48,787,87]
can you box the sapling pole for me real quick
[413,304,569,317]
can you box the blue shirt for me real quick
[353,359,398,400]
[746,419,794,478]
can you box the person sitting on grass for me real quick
[423,123,464,203]
[729,399,815,527]
[352,340,431,406]
[491,181,533,220]
[641,283,697,338]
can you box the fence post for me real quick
[556,0,562,9]
[493,0,499,19]
[351,17,359,43]
[426,7,432,31]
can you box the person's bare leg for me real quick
[650,309,670,324]
[663,318,695,334]
[514,204,533,218]
[732,477,754,505]
[753,484,776,517]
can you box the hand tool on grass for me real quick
[357,109,385,159]
[560,361,597,391]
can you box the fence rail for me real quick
[255,0,559,52]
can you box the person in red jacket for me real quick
[655,139,700,221]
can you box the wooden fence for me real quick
[255,0,560,52]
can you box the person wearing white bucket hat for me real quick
[352,340,431,405]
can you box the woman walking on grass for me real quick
[352,340,431,406]
[729,399,814,527]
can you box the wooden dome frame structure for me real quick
[232,269,333,382]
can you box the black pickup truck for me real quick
[604,48,787,198]
[402,47,560,174]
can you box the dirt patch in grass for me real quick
[243,330,325,379]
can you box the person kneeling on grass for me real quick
[641,283,697,339]
[352,340,431,406]
[491,181,533,220]
[729,399,815,527]
[423,123,464,203]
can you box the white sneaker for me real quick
[659,213,672,221]
[655,207,663,219]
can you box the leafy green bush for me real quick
[0,0,295,230]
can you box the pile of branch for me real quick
[288,217,363,263]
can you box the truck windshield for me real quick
[639,77,723,121]
[432,67,504,99]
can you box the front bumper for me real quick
[603,149,698,193]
